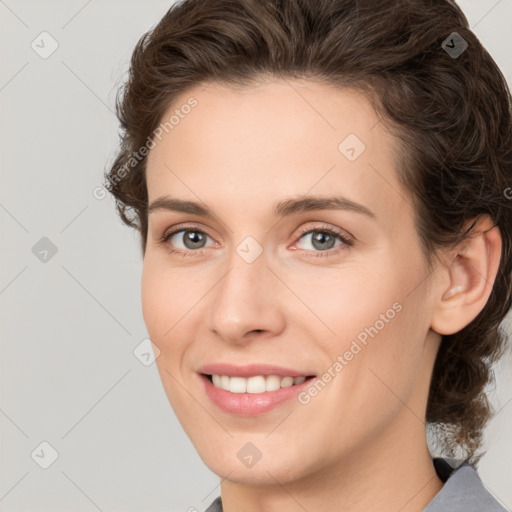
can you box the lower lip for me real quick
[200,374,316,416]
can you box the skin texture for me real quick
[141,79,502,512]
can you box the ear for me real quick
[430,215,502,336]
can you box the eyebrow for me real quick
[147,195,376,219]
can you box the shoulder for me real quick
[424,458,510,512]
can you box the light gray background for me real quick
[1,1,511,511]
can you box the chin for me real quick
[207,460,298,485]
[196,444,311,486]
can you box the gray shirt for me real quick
[203,458,509,511]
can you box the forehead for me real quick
[145,79,412,230]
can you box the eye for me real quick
[158,223,354,258]
[159,226,216,256]
[292,224,354,257]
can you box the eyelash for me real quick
[158,223,354,258]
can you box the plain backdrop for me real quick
[1,1,512,511]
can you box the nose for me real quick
[207,246,286,345]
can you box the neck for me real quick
[220,412,444,512]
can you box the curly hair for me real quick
[104,0,512,464]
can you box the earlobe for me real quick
[430,216,502,336]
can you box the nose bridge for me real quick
[208,239,283,342]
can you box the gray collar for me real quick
[424,458,508,511]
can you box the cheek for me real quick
[296,259,407,353]
[314,255,429,406]
[141,260,192,410]
[140,260,164,338]
[140,256,183,344]
[306,303,427,455]
[141,256,207,366]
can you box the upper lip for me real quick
[197,363,315,378]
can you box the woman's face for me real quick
[142,79,441,485]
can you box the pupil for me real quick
[312,231,335,250]
[185,231,204,249]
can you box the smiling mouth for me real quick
[203,373,316,393]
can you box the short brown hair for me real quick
[105,0,512,463]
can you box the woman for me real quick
[105,0,512,510]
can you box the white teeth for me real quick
[265,375,281,392]
[229,377,247,393]
[247,376,266,393]
[210,374,308,393]
[220,375,230,390]
[280,376,294,388]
